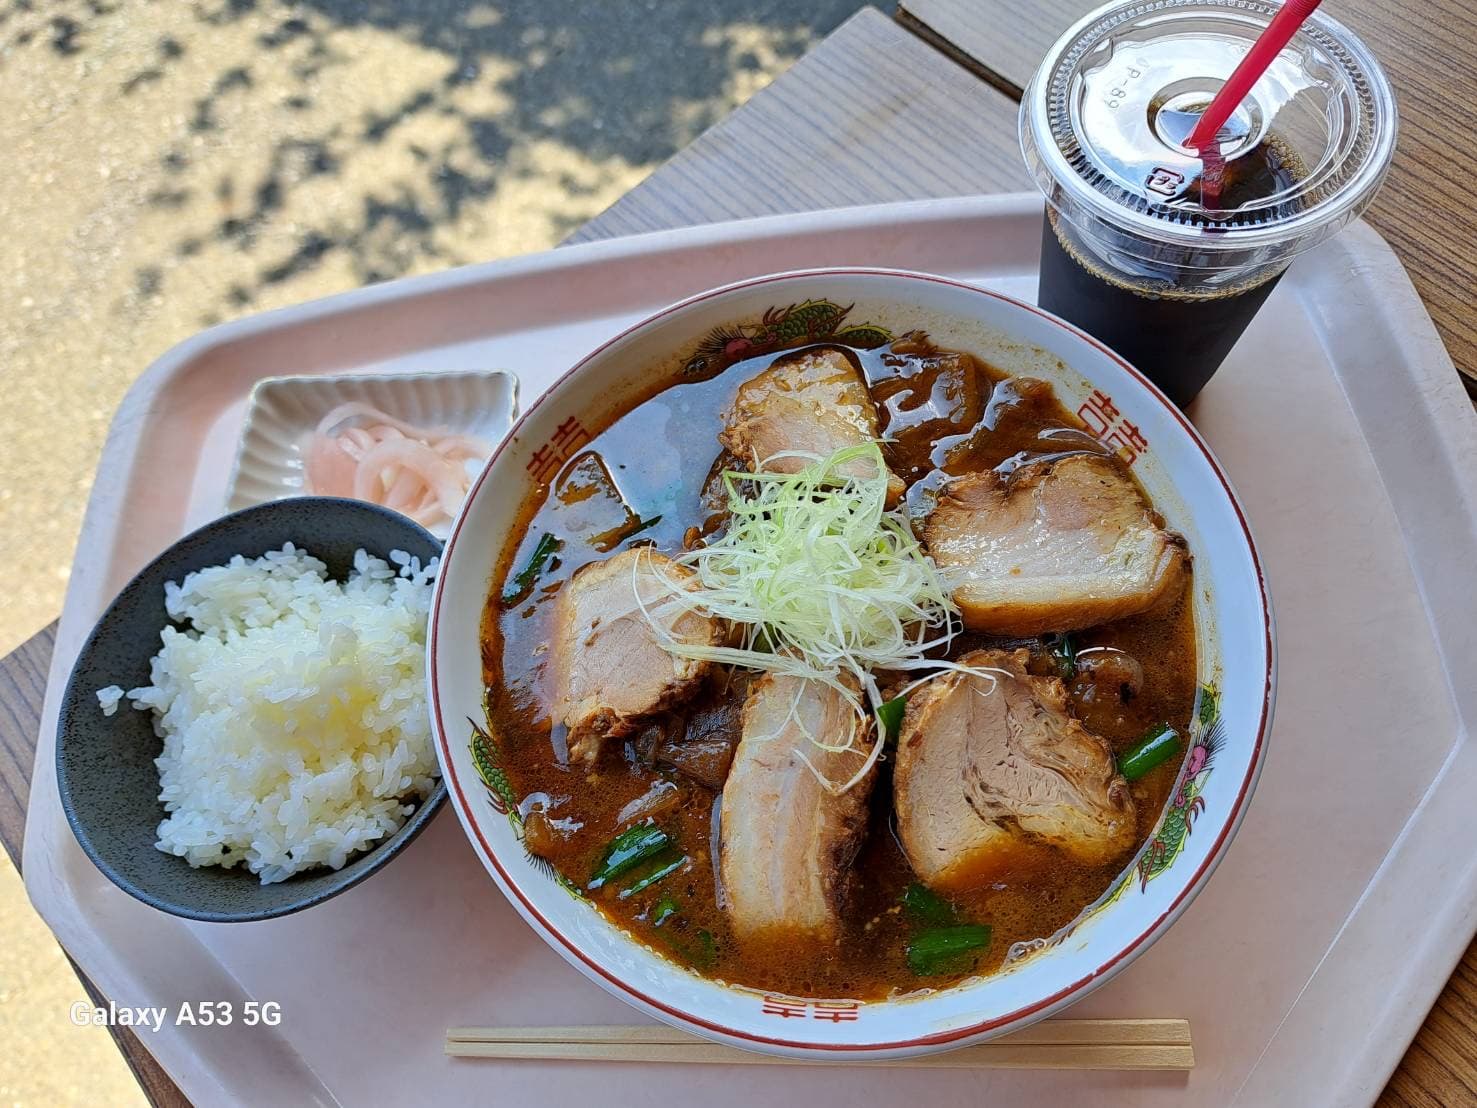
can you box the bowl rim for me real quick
[56,496,448,924]
[429,266,1274,1051]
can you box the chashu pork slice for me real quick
[894,649,1135,892]
[924,453,1187,636]
[550,549,722,766]
[719,347,905,505]
[720,674,875,939]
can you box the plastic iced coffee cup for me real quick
[1020,0,1397,407]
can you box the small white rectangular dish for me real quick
[225,370,518,535]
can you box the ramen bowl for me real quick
[428,268,1273,1057]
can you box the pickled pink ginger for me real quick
[302,402,490,530]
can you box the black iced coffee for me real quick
[1038,136,1305,405]
[1020,0,1397,407]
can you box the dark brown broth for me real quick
[481,338,1196,999]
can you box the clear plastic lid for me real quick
[1020,0,1397,258]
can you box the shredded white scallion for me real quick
[638,442,994,794]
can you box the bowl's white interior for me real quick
[428,269,1272,1057]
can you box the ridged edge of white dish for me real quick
[224,370,519,535]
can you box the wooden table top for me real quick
[2,3,1470,1103]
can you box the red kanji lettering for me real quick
[551,416,591,454]
[761,996,808,1019]
[526,445,559,483]
[1076,389,1121,435]
[812,1001,860,1022]
[1105,419,1148,463]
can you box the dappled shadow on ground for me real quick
[0,0,869,656]
[3,0,865,322]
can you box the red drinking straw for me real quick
[1186,0,1324,153]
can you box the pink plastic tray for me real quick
[24,194,1477,1105]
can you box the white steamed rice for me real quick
[100,544,440,884]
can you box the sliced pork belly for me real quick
[550,549,722,766]
[924,453,1187,636]
[894,649,1134,891]
[719,347,905,505]
[719,674,875,939]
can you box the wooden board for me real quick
[0,625,49,860]
[566,8,1029,244]
[896,0,1477,393]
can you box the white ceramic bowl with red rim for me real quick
[427,268,1274,1058]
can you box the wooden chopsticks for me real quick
[445,1018,1193,1070]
